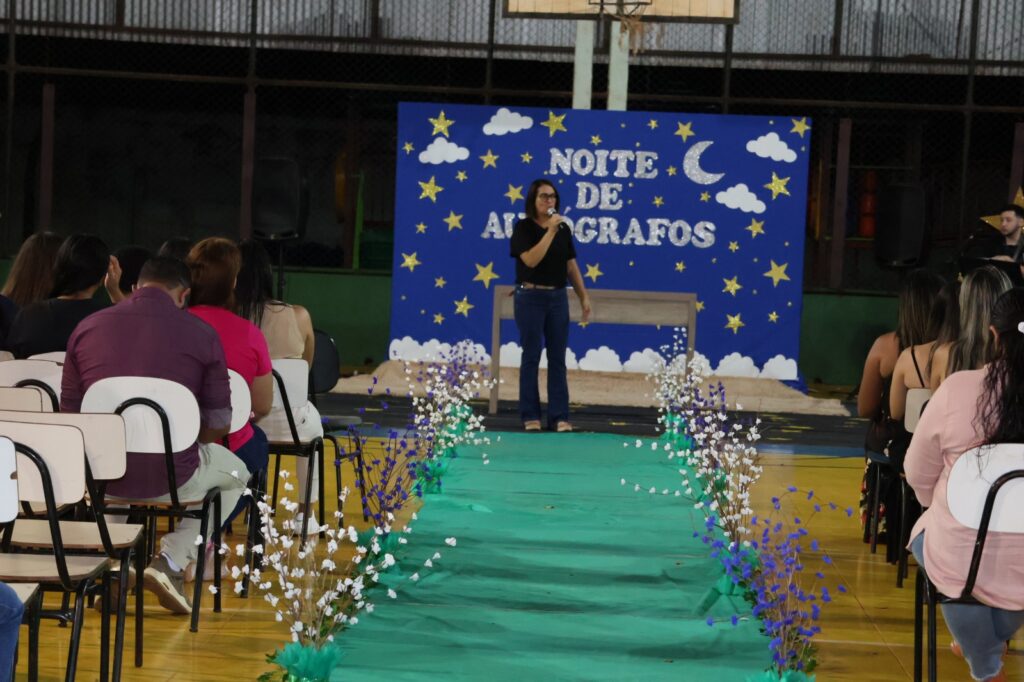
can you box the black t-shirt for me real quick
[6,298,107,358]
[964,233,1017,260]
[509,218,577,287]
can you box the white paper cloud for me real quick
[389,336,451,362]
[746,132,797,163]
[715,183,766,214]
[623,348,666,374]
[760,355,799,380]
[447,340,490,364]
[498,341,523,368]
[714,352,761,378]
[687,351,713,377]
[539,347,579,370]
[483,108,534,136]
[418,137,470,165]
[578,346,623,372]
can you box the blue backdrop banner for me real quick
[389,102,811,379]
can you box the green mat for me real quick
[336,432,768,681]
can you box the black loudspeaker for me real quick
[252,157,308,241]
[875,183,928,268]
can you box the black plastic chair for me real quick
[913,444,1024,681]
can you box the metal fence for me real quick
[0,0,1021,291]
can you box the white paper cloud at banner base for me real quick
[746,132,797,163]
[483,108,534,136]
[715,183,766,214]
[418,137,470,165]
[389,338,796,380]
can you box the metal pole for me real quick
[239,0,258,239]
[38,83,54,232]
[956,0,980,240]
[831,0,845,56]
[721,22,734,113]
[607,18,629,111]
[572,21,595,110]
[829,118,852,290]
[4,0,16,249]
[484,0,497,104]
[1009,122,1024,201]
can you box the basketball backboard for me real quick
[503,0,739,23]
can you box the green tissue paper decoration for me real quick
[660,413,693,451]
[263,642,343,682]
[693,572,749,616]
[745,670,815,682]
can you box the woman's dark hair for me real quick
[236,239,276,327]
[977,288,1024,443]
[927,279,960,376]
[895,269,944,351]
[2,232,63,306]
[157,237,193,262]
[113,245,154,294]
[50,234,110,298]
[187,237,241,309]
[524,179,559,221]
[948,265,1012,375]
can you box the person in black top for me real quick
[6,234,113,358]
[509,179,592,432]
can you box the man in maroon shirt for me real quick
[62,256,246,614]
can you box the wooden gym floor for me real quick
[13,434,1020,681]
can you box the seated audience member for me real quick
[889,280,959,421]
[856,269,943,553]
[104,245,154,303]
[930,265,1012,389]
[0,232,63,346]
[0,581,22,682]
[906,288,1024,682]
[187,238,272,531]
[237,239,322,528]
[6,234,114,358]
[158,237,193,262]
[61,256,245,613]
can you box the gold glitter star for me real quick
[700,192,710,202]
[764,172,791,200]
[428,110,455,137]
[434,276,446,288]
[768,311,779,323]
[578,320,590,329]
[590,134,602,145]
[456,170,468,182]
[480,149,499,168]
[402,142,414,154]
[433,313,444,325]
[504,184,524,204]
[745,219,765,238]
[728,241,740,253]
[790,117,811,138]
[764,260,791,287]
[695,300,705,312]
[540,111,567,137]
[725,313,745,335]
[675,261,686,273]
[400,252,422,272]
[653,196,664,207]
[584,263,603,283]
[415,222,427,234]
[674,121,695,142]
[722,276,742,296]
[443,210,463,231]
[520,152,532,163]
[647,119,658,129]
[667,166,677,176]
[454,296,474,317]
[473,262,499,289]
[418,176,443,202]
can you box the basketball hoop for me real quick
[589,1,652,54]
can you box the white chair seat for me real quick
[0,553,110,583]
[10,519,144,551]
[9,582,39,604]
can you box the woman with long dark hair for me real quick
[906,288,1024,682]
[5,234,111,358]
[510,179,591,432]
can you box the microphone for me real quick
[546,206,568,231]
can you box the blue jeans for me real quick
[226,424,268,526]
[514,287,570,427]
[911,532,1024,680]
[0,581,23,682]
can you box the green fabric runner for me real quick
[336,432,768,680]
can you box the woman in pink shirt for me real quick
[187,238,273,529]
[906,288,1024,682]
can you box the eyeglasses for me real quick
[538,192,557,200]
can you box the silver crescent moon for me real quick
[683,140,725,185]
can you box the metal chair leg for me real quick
[270,454,282,509]
[869,463,881,554]
[213,494,222,614]
[189,501,213,633]
[927,589,937,682]
[64,582,89,682]
[27,589,41,682]
[913,569,924,682]
[317,444,326,539]
[134,535,145,667]
[100,571,111,682]
[111,550,131,681]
